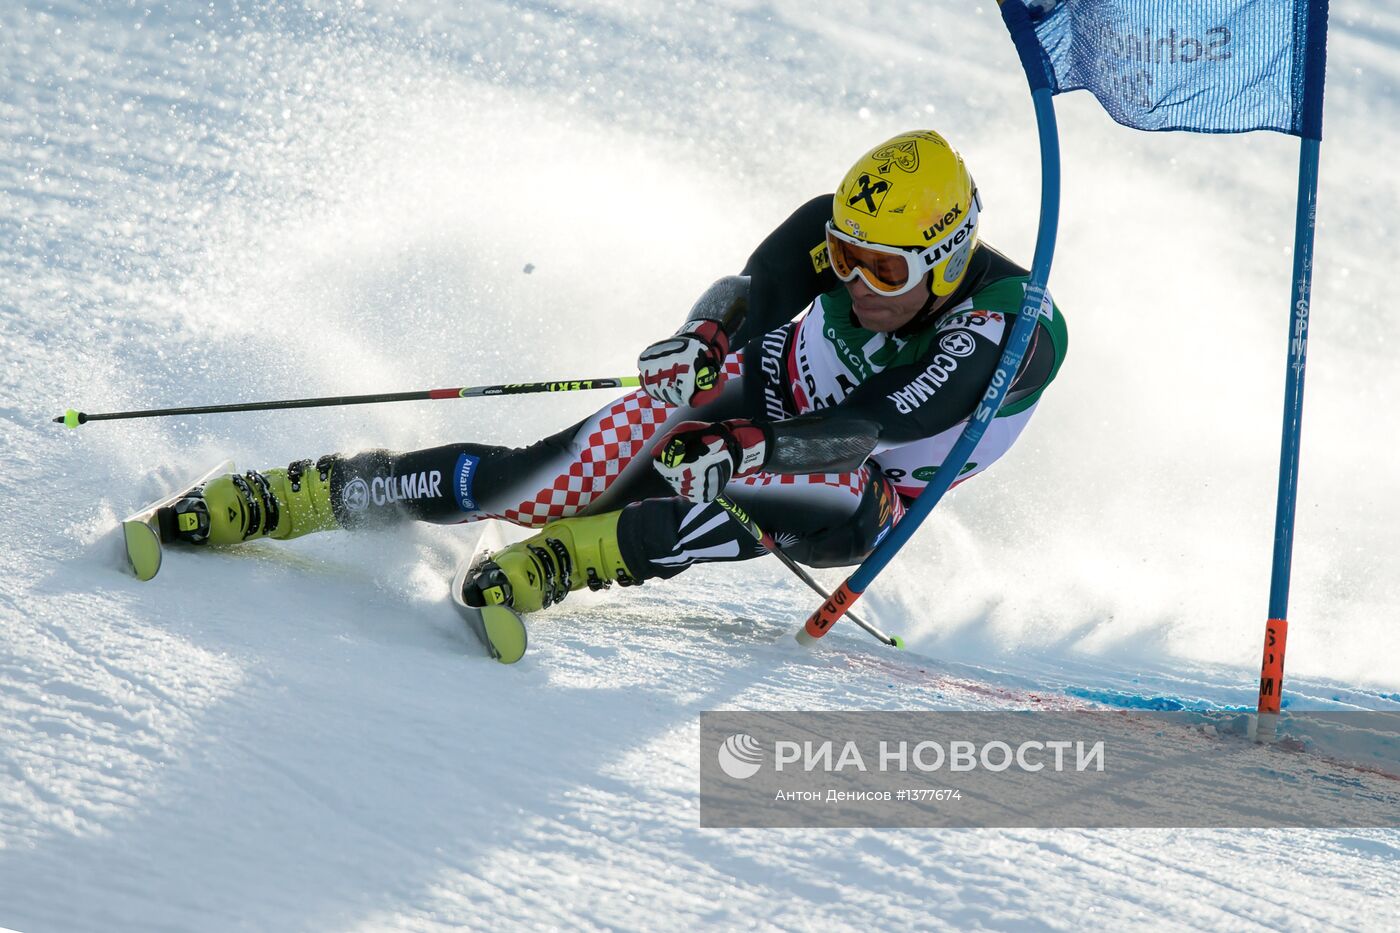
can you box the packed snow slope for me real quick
[3,1,1399,930]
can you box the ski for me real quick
[450,538,528,665]
[122,460,234,581]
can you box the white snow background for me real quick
[2,0,1398,929]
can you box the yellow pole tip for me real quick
[63,409,81,429]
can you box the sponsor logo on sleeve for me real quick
[938,330,977,358]
[368,471,443,508]
[453,453,480,512]
[343,477,371,512]
[886,353,961,415]
[759,327,791,421]
[944,309,1006,342]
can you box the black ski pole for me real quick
[54,376,642,428]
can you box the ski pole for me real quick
[713,494,902,649]
[53,377,642,428]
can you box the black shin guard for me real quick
[617,499,768,581]
[616,473,898,582]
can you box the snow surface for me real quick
[3,0,1399,929]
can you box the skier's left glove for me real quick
[652,419,769,503]
[637,320,731,408]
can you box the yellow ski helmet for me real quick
[829,130,980,297]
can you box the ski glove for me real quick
[637,320,730,408]
[652,419,769,503]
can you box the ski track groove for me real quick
[220,732,438,866]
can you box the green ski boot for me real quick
[464,510,640,613]
[168,457,342,546]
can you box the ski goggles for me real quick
[824,189,981,297]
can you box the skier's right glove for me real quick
[637,319,730,408]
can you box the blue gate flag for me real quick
[1023,0,1329,137]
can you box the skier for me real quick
[166,130,1067,613]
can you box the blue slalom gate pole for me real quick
[1258,0,1329,719]
[797,0,1060,644]
[1257,137,1323,717]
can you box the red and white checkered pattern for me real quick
[730,467,870,498]
[731,465,907,527]
[502,389,666,526]
[501,354,746,527]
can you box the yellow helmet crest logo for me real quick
[871,140,920,174]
